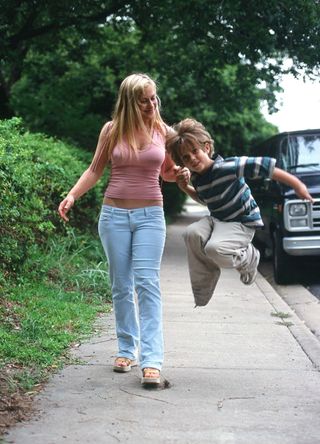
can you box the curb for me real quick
[256,273,320,371]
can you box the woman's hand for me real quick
[58,195,75,222]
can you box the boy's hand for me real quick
[272,167,314,204]
[175,166,190,189]
[295,182,314,203]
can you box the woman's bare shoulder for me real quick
[163,124,177,140]
[101,120,113,133]
[162,123,175,137]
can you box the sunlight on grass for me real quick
[0,230,112,391]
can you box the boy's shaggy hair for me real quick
[166,118,214,166]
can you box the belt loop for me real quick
[144,207,148,216]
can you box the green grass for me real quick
[270,311,294,327]
[0,229,112,392]
[270,311,291,319]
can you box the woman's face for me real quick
[138,84,157,122]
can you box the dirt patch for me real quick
[0,370,39,439]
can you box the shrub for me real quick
[162,181,187,218]
[0,118,106,272]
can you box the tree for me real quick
[9,24,145,147]
[132,0,320,76]
[0,0,129,118]
[1,0,319,118]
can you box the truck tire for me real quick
[272,230,293,284]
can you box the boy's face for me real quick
[180,142,213,174]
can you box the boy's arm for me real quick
[272,167,314,202]
[175,170,205,204]
[179,183,205,204]
[176,167,206,204]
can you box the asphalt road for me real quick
[298,261,320,300]
[259,257,320,301]
[306,282,320,299]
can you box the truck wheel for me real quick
[252,239,267,259]
[272,230,292,284]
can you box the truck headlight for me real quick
[289,203,307,216]
[290,219,308,227]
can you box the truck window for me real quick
[281,134,320,172]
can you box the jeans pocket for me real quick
[147,207,164,219]
[98,208,113,237]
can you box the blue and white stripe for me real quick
[191,155,276,227]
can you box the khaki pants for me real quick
[183,216,257,306]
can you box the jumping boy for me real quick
[166,118,313,307]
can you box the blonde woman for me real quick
[58,73,188,386]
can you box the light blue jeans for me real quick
[98,205,166,371]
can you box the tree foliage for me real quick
[9,24,142,147]
[1,0,319,153]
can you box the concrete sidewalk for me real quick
[5,208,320,444]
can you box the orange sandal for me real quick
[141,367,161,385]
[113,357,137,373]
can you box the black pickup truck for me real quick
[247,129,320,284]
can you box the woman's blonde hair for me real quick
[166,118,214,166]
[91,73,165,170]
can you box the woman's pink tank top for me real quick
[105,131,166,200]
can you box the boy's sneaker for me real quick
[240,249,260,285]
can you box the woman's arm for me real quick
[58,168,106,221]
[160,152,179,182]
[272,167,314,202]
[160,124,182,182]
[58,123,110,221]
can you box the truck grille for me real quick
[284,198,320,232]
[313,198,320,228]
